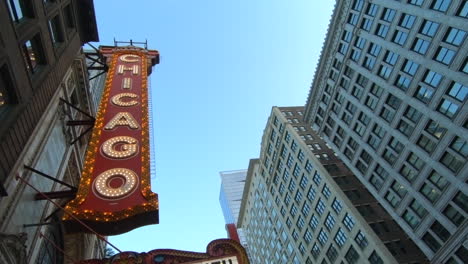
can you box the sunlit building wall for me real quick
[238,106,427,264]
[303,0,467,262]
[219,170,249,247]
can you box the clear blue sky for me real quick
[93,0,334,254]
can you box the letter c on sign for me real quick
[120,54,139,62]
[111,93,138,107]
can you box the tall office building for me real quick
[0,0,105,263]
[238,106,428,264]
[219,170,248,246]
[303,0,467,262]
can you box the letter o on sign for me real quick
[94,168,139,199]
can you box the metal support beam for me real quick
[34,190,76,200]
[69,125,93,145]
[67,120,95,126]
[23,222,59,228]
[24,165,77,191]
[59,98,95,120]
[89,70,106,81]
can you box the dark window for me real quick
[345,246,360,264]
[21,35,46,74]
[48,15,64,46]
[414,85,434,103]
[423,232,441,252]
[6,0,33,23]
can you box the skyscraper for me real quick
[238,106,428,264]
[303,0,467,262]
[219,170,248,245]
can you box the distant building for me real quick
[238,106,428,264]
[0,0,105,263]
[219,170,248,246]
[303,0,467,262]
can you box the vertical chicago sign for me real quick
[63,47,159,235]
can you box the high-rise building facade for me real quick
[303,0,467,262]
[238,106,428,264]
[219,170,248,246]
[0,0,105,263]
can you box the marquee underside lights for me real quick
[62,47,160,235]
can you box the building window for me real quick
[332,198,342,214]
[361,18,373,31]
[368,251,384,264]
[423,232,441,252]
[414,85,434,103]
[447,82,468,102]
[451,136,468,157]
[423,70,443,87]
[304,229,313,244]
[440,151,464,173]
[307,186,316,201]
[425,119,447,139]
[457,1,468,17]
[48,15,64,46]
[393,30,408,46]
[431,220,451,243]
[6,0,33,23]
[399,14,416,29]
[378,65,392,79]
[430,0,452,12]
[348,13,359,26]
[326,245,339,263]
[443,204,465,226]
[412,38,430,54]
[417,135,437,153]
[444,27,466,46]
[315,199,325,216]
[345,246,360,264]
[437,98,459,119]
[408,0,425,6]
[311,243,320,259]
[355,231,368,249]
[370,164,389,190]
[322,185,331,199]
[381,8,396,22]
[343,214,355,231]
[420,20,440,37]
[402,60,419,76]
[313,172,322,185]
[407,152,425,171]
[22,35,46,74]
[434,47,456,65]
[325,213,336,231]
[334,228,347,248]
[302,202,311,217]
[310,215,320,231]
[318,229,328,245]
[375,24,389,38]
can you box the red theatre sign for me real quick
[63,47,159,235]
